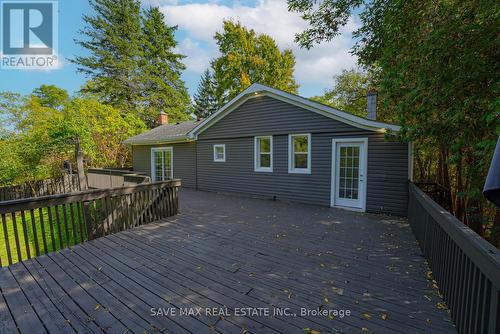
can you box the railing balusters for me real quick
[10,213,21,262]
[2,213,12,265]
[20,211,30,259]
[0,180,180,266]
[30,209,39,257]
[408,183,500,334]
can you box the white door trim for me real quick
[330,138,368,212]
[151,147,173,181]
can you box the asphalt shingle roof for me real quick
[123,119,202,145]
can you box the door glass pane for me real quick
[164,150,172,179]
[154,151,163,181]
[338,145,360,200]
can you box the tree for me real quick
[0,86,146,186]
[140,7,191,125]
[193,69,219,118]
[72,0,143,111]
[32,85,69,109]
[289,0,500,239]
[312,68,373,118]
[212,21,299,103]
[72,1,191,126]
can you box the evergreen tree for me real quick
[193,69,219,118]
[140,7,191,125]
[72,1,191,126]
[72,0,143,110]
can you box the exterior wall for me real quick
[132,142,196,188]
[197,95,409,216]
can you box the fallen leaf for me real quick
[362,312,372,319]
[436,302,447,310]
[380,313,388,320]
[94,304,100,311]
[303,328,321,334]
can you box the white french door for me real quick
[331,139,367,211]
[151,147,173,181]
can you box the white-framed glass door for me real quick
[331,139,367,211]
[151,147,173,181]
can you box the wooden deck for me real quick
[0,189,456,333]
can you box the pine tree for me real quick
[72,0,143,111]
[193,69,219,118]
[72,1,191,127]
[140,7,191,125]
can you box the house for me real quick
[124,83,412,216]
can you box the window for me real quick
[151,147,173,181]
[254,136,273,172]
[213,144,226,162]
[288,134,311,173]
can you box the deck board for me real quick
[0,189,456,333]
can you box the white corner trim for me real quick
[213,144,226,162]
[150,147,173,182]
[254,136,273,172]
[288,133,311,174]
[330,138,368,212]
[188,83,401,138]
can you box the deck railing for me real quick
[0,174,80,201]
[0,179,180,266]
[408,182,500,334]
[86,168,150,189]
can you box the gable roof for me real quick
[124,119,201,145]
[189,83,400,138]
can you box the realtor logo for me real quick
[1,0,58,69]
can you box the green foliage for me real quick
[140,7,191,125]
[212,21,299,103]
[72,0,191,126]
[289,0,500,237]
[311,68,373,118]
[193,69,220,118]
[0,86,146,186]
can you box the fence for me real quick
[86,168,150,189]
[0,174,80,202]
[408,182,500,334]
[0,179,180,266]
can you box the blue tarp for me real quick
[483,136,500,207]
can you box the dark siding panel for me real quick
[197,133,409,215]
[198,95,360,139]
[132,142,196,188]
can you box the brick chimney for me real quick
[158,111,169,125]
[366,90,377,120]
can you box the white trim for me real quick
[408,142,414,181]
[330,138,368,212]
[188,83,400,139]
[150,147,173,182]
[288,133,311,174]
[213,144,226,162]
[254,136,273,172]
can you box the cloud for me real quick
[160,0,359,93]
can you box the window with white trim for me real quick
[254,136,273,172]
[289,134,311,173]
[213,144,226,162]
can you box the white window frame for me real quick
[150,147,173,182]
[254,136,273,172]
[288,133,311,174]
[213,144,226,162]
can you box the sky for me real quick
[0,0,359,98]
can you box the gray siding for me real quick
[132,142,196,188]
[197,95,409,216]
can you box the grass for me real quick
[0,203,88,266]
